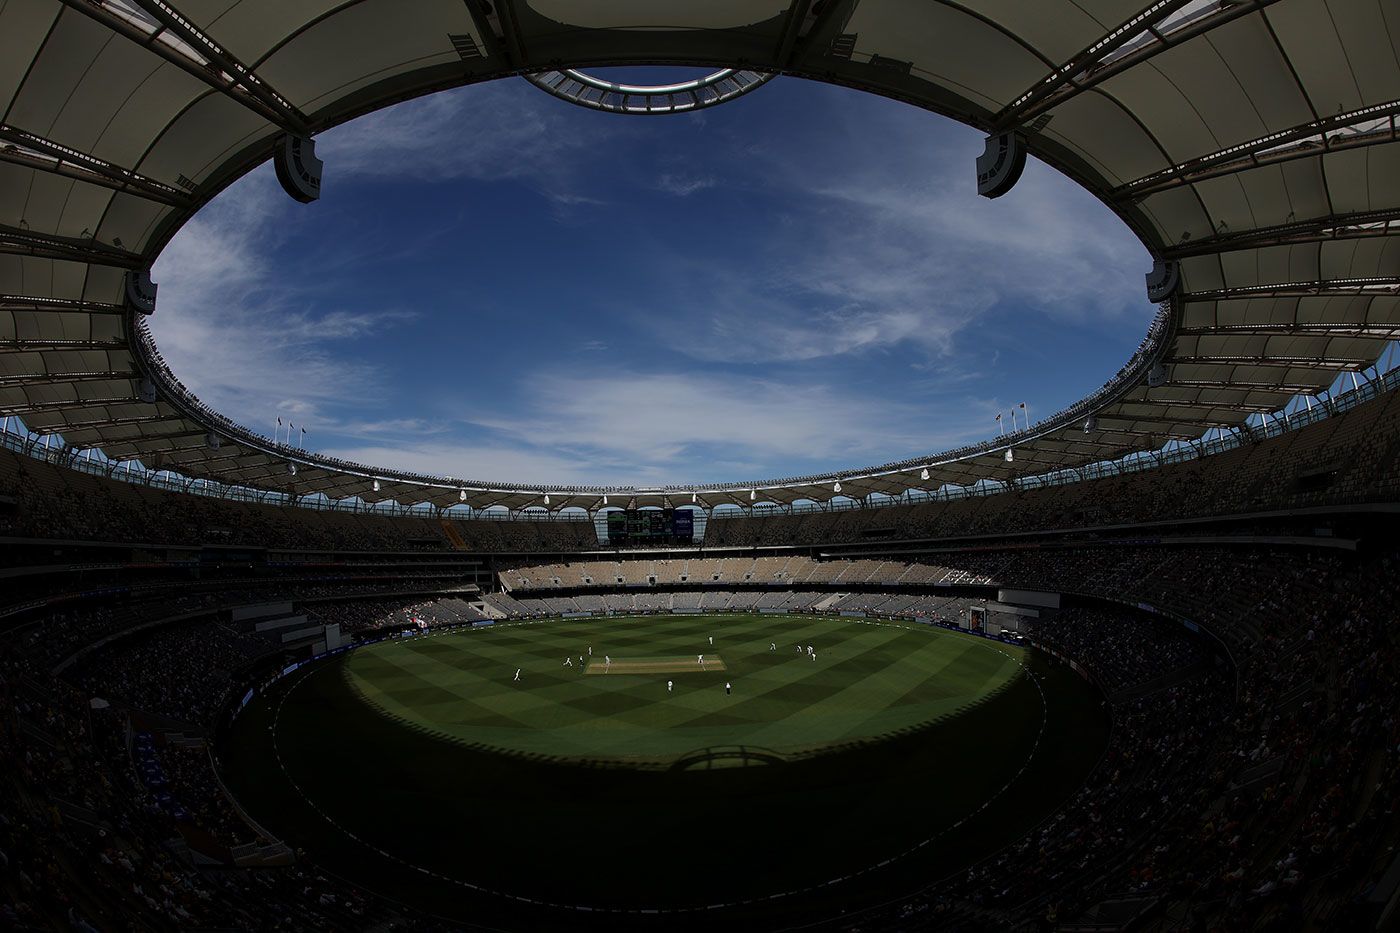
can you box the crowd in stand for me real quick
[74,622,268,727]
[706,384,1400,549]
[0,446,596,553]
[1022,608,1204,693]
[0,486,1397,930]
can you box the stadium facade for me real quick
[2,2,1399,932]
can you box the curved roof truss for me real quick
[0,0,1395,513]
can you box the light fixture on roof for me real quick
[920,467,930,481]
[459,489,466,501]
[275,135,323,203]
[1145,260,1180,302]
[205,431,220,450]
[288,462,298,476]
[691,492,697,503]
[124,270,158,314]
[833,481,842,493]
[1004,449,1014,462]
[749,490,756,501]
[1083,415,1098,433]
[602,495,608,505]
[544,494,551,505]
[372,479,380,492]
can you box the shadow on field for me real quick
[219,650,1107,931]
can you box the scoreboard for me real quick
[606,508,694,545]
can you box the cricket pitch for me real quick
[585,655,727,675]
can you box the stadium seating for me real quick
[3,381,1399,932]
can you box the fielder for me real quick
[667,679,673,693]
[563,657,573,667]
[513,668,520,682]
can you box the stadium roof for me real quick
[2,0,1397,512]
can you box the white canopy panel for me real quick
[0,0,1395,512]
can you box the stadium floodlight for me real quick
[1004,449,1014,462]
[288,462,298,475]
[371,479,381,492]
[749,490,756,500]
[920,467,930,481]
[458,489,466,501]
[544,494,551,505]
[833,481,842,493]
[603,495,608,505]
[691,492,697,503]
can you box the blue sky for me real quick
[150,71,1155,487]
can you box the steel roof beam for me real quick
[0,370,139,387]
[0,338,125,352]
[1096,413,1236,429]
[1177,321,1400,338]
[0,395,139,416]
[55,0,308,135]
[1126,397,1279,413]
[0,223,144,268]
[1167,355,1366,371]
[39,413,186,432]
[1118,100,1400,200]
[0,295,126,315]
[1169,378,1327,392]
[995,0,1281,129]
[0,123,194,208]
[1182,277,1400,302]
[1165,207,1400,258]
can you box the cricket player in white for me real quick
[770,643,776,651]
[697,653,705,669]
[563,657,573,667]
[709,635,713,645]
[667,679,673,693]
[513,669,520,681]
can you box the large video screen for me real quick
[606,508,694,545]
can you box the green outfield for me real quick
[342,613,1024,763]
[221,613,1110,929]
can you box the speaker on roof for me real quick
[1147,363,1168,388]
[1145,260,1180,302]
[1083,415,1098,433]
[976,132,1026,199]
[125,270,157,314]
[138,377,157,404]
[275,135,323,204]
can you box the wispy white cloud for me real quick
[317,80,616,204]
[655,172,717,196]
[443,370,997,484]
[630,96,1152,365]
[148,168,399,433]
